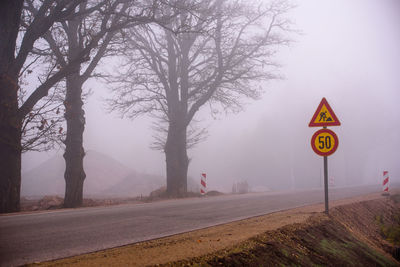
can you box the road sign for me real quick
[309,98,341,127]
[309,98,340,215]
[311,128,339,156]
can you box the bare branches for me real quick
[150,115,208,151]
[14,0,84,77]
[108,0,294,150]
[186,0,294,123]
[20,84,65,152]
[106,57,168,119]
[17,0,183,152]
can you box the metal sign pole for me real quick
[323,124,329,215]
[309,98,340,215]
[323,155,329,214]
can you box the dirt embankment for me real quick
[32,192,400,267]
[168,195,400,266]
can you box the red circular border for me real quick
[311,128,339,156]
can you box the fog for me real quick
[22,0,400,194]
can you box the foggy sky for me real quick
[22,0,400,192]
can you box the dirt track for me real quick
[32,190,400,266]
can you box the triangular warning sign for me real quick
[309,98,341,127]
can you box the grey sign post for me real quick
[309,98,341,215]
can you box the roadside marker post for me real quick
[200,173,207,195]
[309,98,341,215]
[382,171,389,196]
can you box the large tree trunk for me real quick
[165,117,188,198]
[0,0,23,213]
[0,75,22,213]
[63,72,86,208]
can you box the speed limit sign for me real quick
[311,128,339,156]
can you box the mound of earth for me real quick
[206,190,224,196]
[21,150,164,198]
[147,186,204,201]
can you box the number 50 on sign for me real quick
[311,128,339,156]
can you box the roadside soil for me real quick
[168,194,400,266]
[30,190,400,267]
[20,196,144,211]
[20,190,210,212]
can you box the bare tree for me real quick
[108,0,294,197]
[0,0,170,212]
[0,0,89,213]
[26,0,184,208]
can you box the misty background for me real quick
[21,0,400,196]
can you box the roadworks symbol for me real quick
[308,97,341,127]
[316,105,334,123]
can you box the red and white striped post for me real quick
[200,173,207,195]
[382,171,389,195]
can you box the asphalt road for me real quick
[0,185,383,266]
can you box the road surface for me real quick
[0,185,383,266]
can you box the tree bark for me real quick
[63,71,86,208]
[0,75,22,213]
[0,0,23,213]
[163,27,190,198]
[165,115,188,197]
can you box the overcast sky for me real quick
[22,0,400,192]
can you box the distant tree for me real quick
[0,0,87,213]
[232,183,237,194]
[108,0,294,197]
[237,181,249,194]
[26,0,183,208]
